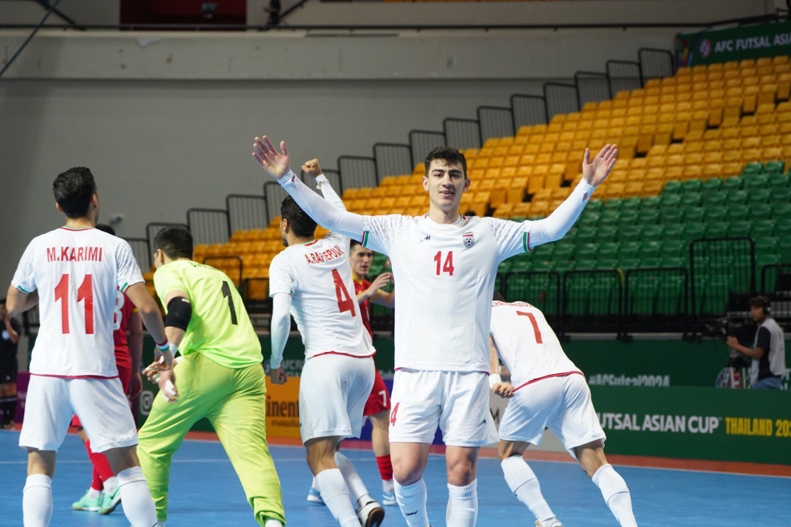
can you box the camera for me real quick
[701,315,755,344]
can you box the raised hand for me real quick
[581,144,618,188]
[252,136,291,179]
[301,158,323,178]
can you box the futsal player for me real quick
[489,294,638,527]
[6,166,174,527]
[301,160,397,508]
[71,223,143,516]
[254,136,616,527]
[137,226,285,527]
[268,164,384,527]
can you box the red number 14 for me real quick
[433,251,454,276]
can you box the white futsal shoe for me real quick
[357,499,385,527]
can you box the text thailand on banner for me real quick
[676,21,791,67]
[591,386,791,465]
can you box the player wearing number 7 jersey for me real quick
[6,167,173,527]
[137,226,285,527]
[489,293,638,527]
[253,136,617,527]
[268,165,384,527]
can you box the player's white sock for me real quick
[394,478,430,527]
[87,487,102,499]
[311,475,319,491]
[103,476,118,494]
[23,474,53,527]
[445,479,478,527]
[264,519,284,527]
[334,451,373,506]
[116,467,157,527]
[382,478,394,494]
[592,464,638,527]
[315,468,360,527]
[501,456,557,525]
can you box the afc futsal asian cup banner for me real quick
[676,21,791,67]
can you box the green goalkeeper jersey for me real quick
[154,260,262,369]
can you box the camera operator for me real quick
[726,297,786,390]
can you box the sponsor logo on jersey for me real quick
[462,232,474,248]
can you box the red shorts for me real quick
[71,365,132,428]
[363,369,391,417]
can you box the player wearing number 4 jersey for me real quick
[253,136,617,527]
[7,167,173,527]
[137,226,285,527]
[489,294,638,527]
[268,158,384,527]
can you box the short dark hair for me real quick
[95,223,116,236]
[154,226,193,260]
[493,290,506,302]
[281,196,317,238]
[53,167,97,219]
[424,146,467,177]
[749,296,770,313]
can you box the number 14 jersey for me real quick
[269,232,374,360]
[361,214,528,373]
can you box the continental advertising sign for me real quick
[676,21,791,67]
[591,386,791,465]
[265,378,301,439]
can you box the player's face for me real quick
[423,160,469,213]
[350,246,374,276]
[750,305,765,321]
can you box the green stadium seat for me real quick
[498,260,513,274]
[575,259,598,270]
[705,207,728,223]
[776,220,791,238]
[579,213,600,229]
[510,259,532,273]
[532,243,554,258]
[779,236,791,262]
[576,229,597,244]
[530,259,553,271]
[510,215,527,222]
[661,256,686,268]
[684,223,707,241]
[641,241,663,259]
[722,176,744,191]
[639,257,661,268]
[727,190,749,205]
[742,162,764,176]
[586,199,604,212]
[771,187,791,203]
[603,197,623,211]
[664,239,687,257]
[682,179,703,193]
[755,236,779,254]
[663,225,685,241]
[642,225,665,239]
[660,208,684,224]
[660,194,682,208]
[702,178,723,192]
[765,160,785,174]
[744,174,769,190]
[757,254,780,270]
[728,220,753,238]
[599,211,621,227]
[705,223,729,238]
[749,189,772,204]
[596,258,619,269]
[663,180,682,194]
[619,242,642,259]
[684,207,706,223]
[639,210,660,225]
[597,242,620,260]
[703,192,727,207]
[751,202,772,219]
[619,225,643,243]
[768,173,790,187]
[619,258,641,270]
[576,243,598,260]
[553,244,576,262]
[729,204,750,222]
[621,197,642,211]
[618,210,640,225]
[553,260,575,274]
[680,194,702,207]
[752,219,777,237]
[598,226,619,242]
[563,229,578,243]
[642,196,661,209]
[776,203,791,217]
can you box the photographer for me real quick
[726,297,786,390]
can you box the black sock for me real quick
[6,396,17,424]
[0,398,8,424]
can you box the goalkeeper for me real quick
[137,226,286,527]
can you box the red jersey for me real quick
[112,290,136,370]
[353,278,373,338]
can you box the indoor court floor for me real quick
[0,429,789,526]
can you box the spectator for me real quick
[0,298,21,429]
[726,296,786,390]
[264,0,281,26]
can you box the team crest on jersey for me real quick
[462,232,474,248]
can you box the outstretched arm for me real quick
[302,159,346,211]
[529,144,617,248]
[269,293,291,385]
[253,137,363,239]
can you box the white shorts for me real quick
[498,373,605,458]
[299,354,375,443]
[19,375,138,453]
[389,369,499,447]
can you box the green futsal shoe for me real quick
[71,490,102,512]
[99,486,122,515]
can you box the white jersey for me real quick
[489,301,581,388]
[361,215,527,372]
[268,232,374,359]
[11,226,144,377]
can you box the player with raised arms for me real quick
[253,135,616,527]
[268,160,384,527]
[489,292,638,527]
[137,225,286,527]
[6,167,174,527]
